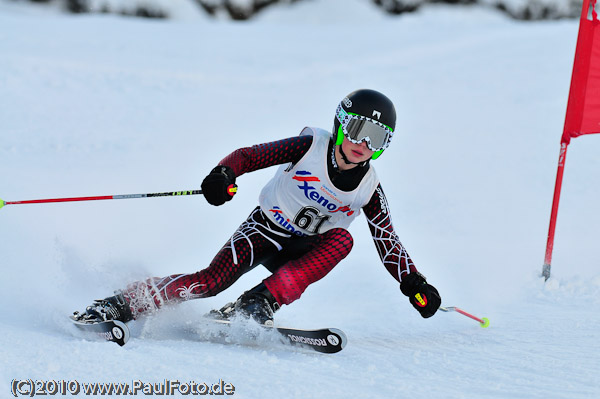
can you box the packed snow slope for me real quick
[1,1,599,398]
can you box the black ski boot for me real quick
[234,282,280,326]
[84,291,134,323]
[208,283,280,326]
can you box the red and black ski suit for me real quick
[123,134,418,317]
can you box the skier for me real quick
[81,89,441,327]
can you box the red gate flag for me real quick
[543,0,600,281]
[562,0,600,144]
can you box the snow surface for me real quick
[1,1,599,398]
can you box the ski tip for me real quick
[69,314,130,346]
[480,317,490,328]
[112,320,130,346]
[0,199,5,210]
[328,328,348,351]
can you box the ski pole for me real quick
[0,189,204,210]
[439,306,490,328]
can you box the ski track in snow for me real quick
[1,1,599,398]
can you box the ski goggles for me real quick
[335,103,393,152]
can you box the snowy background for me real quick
[1,0,588,20]
[1,0,599,398]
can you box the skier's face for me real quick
[338,137,374,168]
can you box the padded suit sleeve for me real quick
[218,135,313,177]
[362,184,418,282]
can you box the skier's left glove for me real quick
[400,272,441,318]
[201,165,238,206]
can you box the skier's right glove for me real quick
[400,272,441,319]
[201,165,238,206]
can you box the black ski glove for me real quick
[400,272,441,318]
[201,165,238,206]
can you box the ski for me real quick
[274,325,347,354]
[69,313,347,354]
[69,313,130,346]
[205,319,347,354]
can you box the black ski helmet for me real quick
[333,89,396,160]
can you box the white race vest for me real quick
[259,127,379,236]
